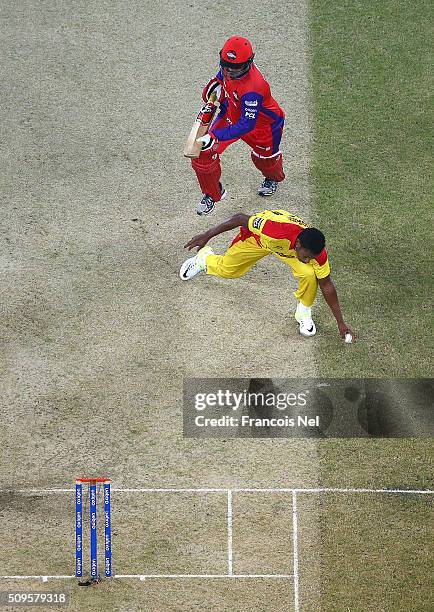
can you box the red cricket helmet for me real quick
[220,36,254,65]
[219,36,255,78]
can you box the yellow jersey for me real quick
[243,209,330,279]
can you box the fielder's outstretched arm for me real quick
[184,214,250,251]
[318,276,356,340]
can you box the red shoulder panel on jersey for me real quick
[262,220,302,246]
[231,227,261,247]
[315,248,328,266]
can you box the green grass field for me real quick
[311,1,433,609]
[311,0,433,377]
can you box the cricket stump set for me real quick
[75,478,112,585]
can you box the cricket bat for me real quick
[183,92,219,158]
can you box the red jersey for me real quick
[211,64,285,142]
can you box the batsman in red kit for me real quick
[192,36,286,216]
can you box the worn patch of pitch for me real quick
[0,0,321,609]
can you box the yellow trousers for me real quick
[205,236,318,307]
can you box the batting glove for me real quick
[202,77,224,104]
[196,134,217,151]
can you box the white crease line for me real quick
[5,487,434,494]
[0,574,292,580]
[113,488,228,493]
[117,574,292,579]
[292,488,434,494]
[0,576,75,580]
[292,491,300,612]
[227,490,233,576]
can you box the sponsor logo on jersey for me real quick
[245,100,259,107]
[286,214,308,227]
[252,217,264,230]
[245,111,257,119]
[276,252,296,258]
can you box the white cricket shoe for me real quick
[258,178,278,196]
[196,183,227,216]
[294,302,317,337]
[179,246,213,280]
[297,316,317,337]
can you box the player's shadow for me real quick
[237,378,333,438]
[352,379,433,437]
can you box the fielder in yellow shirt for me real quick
[180,209,355,340]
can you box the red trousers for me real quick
[191,115,285,201]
